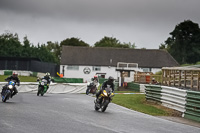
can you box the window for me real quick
[67,65,79,70]
[142,68,151,72]
[92,66,101,71]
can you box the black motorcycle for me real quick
[1,81,15,102]
[86,82,98,95]
[94,86,115,112]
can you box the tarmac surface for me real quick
[157,116,200,128]
[0,93,200,133]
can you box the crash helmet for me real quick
[108,76,114,83]
[46,72,50,76]
[12,72,18,77]
[94,75,98,79]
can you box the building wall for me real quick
[60,65,119,82]
[60,65,162,82]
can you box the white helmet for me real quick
[46,72,50,76]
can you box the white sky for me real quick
[0,0,200,49]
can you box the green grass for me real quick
[0,75,37,82]
[115,91,140,93]
[112,94,171,116]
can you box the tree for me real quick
[94,36,136,48]
[0,32,22,57]
[60,37,89,47]
[21,36,32,57]
[159,20,200,64]
[0,32,60,64]
[46,41,61,64]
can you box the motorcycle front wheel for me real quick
[86,88,90,95]
[101,100,109,112]
[2,91,10,102]
[94,100,100,111]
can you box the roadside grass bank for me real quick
[112,93,181,116]
[114,91,141,93]
[0,75,37,82]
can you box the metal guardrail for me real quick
[145,85,186,113]
[145,85,200,122]
[184,91,200,122]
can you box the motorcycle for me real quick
[1,81,15,102]
[37,79,48,96]
[86,82,99,95]
[94,86,115,112]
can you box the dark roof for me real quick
[61,46,179,68]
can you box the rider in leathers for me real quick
[96,76,114,100]
[42,72,52,91]
[1,73,20,98]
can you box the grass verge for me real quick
[112,93,181,116]
[0,75,37,82]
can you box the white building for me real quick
[60,46,179,82]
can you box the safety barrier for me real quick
[53,77,83,83]
[145,85,162,102]
[145,85,200,122]
[184,91,200,122]
[127,82,140,92]
[0,82,87,94]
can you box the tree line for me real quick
[1,19,200,65]
[0,32,136,64]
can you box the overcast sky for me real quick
[0,0,200,49]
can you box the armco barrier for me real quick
[0,82,87,94]
[145,85,187,113]
[145,85,200,123]
[184,91,200,122]
[145,85,162,102]
[161,86,186,113]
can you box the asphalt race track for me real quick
[0,93,200,133]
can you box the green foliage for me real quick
[181,61,200,66]
[159,20,200,64]
[60,37,89,47]
[155,71,162,75]
[0,32,59,64]
[0,32,22,57]
[94,36,136,48]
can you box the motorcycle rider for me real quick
[96,76,114,100]
[42,72,52,90]
[86,75,99,95]
[151,78,159,85]
[1,73,20,98]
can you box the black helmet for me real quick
[108,76,114,83]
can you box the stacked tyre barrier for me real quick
[145,85,200,122]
